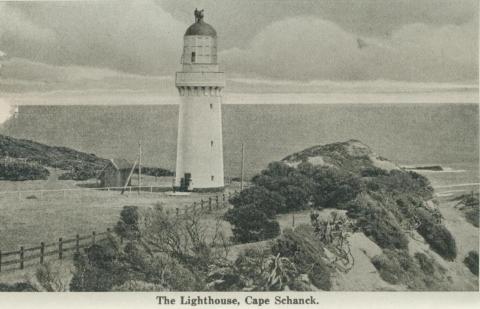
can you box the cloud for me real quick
[220,16,478,82]
[1,1,186,74]
[1,1,478,83]
[0,57,175,93]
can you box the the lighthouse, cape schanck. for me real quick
[174,9,225,191]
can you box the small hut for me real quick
[98,158,135,188]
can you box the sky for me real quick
[0,0,478,108]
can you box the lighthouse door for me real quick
[191,52,196,63]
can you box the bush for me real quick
[348,198,409,250]
[415,208,457,261]
[70,243,124,291]
[372,249,448,290]
[114,206,140,241]
[0,162,49,181]
[271,226,332,290]
[229,186,286,217]
[134,166,174,177]
[463,251,479,276]
[371,253,404,284]
[0,282,37,291]
[224,205,280,243]
[234,247,299,291]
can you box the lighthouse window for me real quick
[211,140,214,148]
[211,176,214,181]
[191,52,196,63]
[210,104,213,109]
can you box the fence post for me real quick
[58,238,63,260]
[208,197,212,212]
[92,231,96,244]
[193,202,196,213]
[107,228,111,239]
[75,234,80,253]
[184,207,188,215]
[201,199,204,211]
[222,193,225,202]
[176,208,179,217]
[0,250,2,272]
[20,247,24,269]
[40,242,45,264]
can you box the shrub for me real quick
[0,162,49,181]
[414,252,435,275]
[224,205,280,243]
[34,263,68,291]
[463,251,479,276]
[465,207,479,228]
[70,243,124,291]
[371,249,448,290]
[371,253,404,284]
[229,186,286,217]
[134,166,174,177]
[0,282,37,291]
[348,198,409,250]
[234,247,299,291]
[271,226,332,290]
[415,208,457,261]
[114,206,140,241]
[361,166,389,177]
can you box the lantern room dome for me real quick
[185,20,217,37]
[185,9,217,37]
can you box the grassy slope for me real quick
[0,134,108,171]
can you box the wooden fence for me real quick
[0,230,111,273]
[0,190,239,273]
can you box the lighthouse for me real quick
[174,9,225,191]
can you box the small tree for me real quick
[224,205,280,243]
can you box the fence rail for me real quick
[0,230,111,273]
[0,190,239,273]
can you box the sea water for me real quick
[2,103,478,191]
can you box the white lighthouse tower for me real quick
[175,9,225,191]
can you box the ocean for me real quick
[2,103,478,192]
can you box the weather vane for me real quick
[194,8,204,22]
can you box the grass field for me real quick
[0,170,238,252]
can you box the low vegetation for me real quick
[453,193,479,228]
[371,249,449,290]
[0,134,173,181]
[0,161,50,180]
[134,167,174,177]
[463,251,479,276]
[225,140,456,262]
[65,204,341,291]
